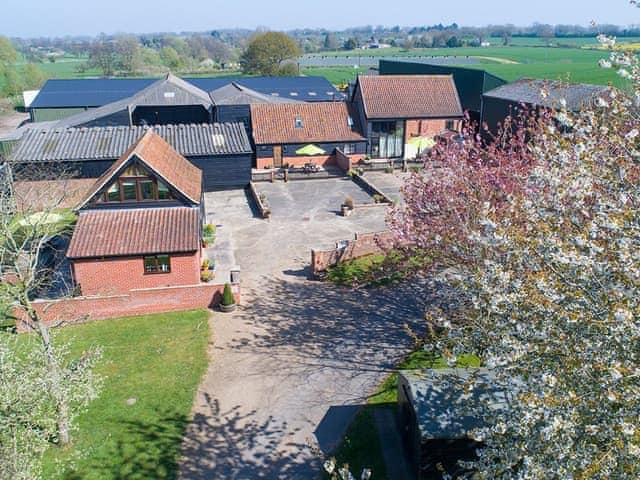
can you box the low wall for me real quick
[311,231,396,277]
[15,282,241,330]
[351,173,393,205]
[249,181,271,218]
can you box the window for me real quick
[99,161,174,203]
[343,143,356,154]
[295,117,303,128]
[370,121,404,159]
[445,120,455,130]
[144,255,171,273]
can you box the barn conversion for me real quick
[29,75,344,123]
[378,60,506,124]
[67,129,204,296]
[250,102,367,169]
[9,123,253,190]
[351,75,464,159]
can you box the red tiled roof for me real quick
[250,102,366,145]
[356,75,463,119]
[79,129,202,208]
[66,207,199,259]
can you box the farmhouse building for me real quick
[351,75,464,160]
[250,102,367,169]
[66,130,203,296]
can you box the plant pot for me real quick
[341,205,353,217]
[220,303,236,313]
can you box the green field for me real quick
[34,309,211,479]
[303,43,635,87]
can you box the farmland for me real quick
[301,42,635,87]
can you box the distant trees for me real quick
[240,31,300,76]
[344,37,358,50]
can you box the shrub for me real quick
[409,166,421,173]
[347,168,356,177]
[221,283,235,306]
[373,194,385,203]
[385,165,394,174]
[203,224,216,236]
[201,259,209,270]
[343,196,355,209]
[357,167,365,176]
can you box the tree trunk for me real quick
[25,298,71,446]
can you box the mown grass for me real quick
[330,350,480,480]
[33,309,211,480]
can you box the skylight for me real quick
[295,117,303,128]
[348,116,354,128]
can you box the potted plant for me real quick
[220,282,236,312]
[202,224,216,246]
[201,259,209,271]
[201,270,213,282]
[341,196,355,216]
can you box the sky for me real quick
[1,0,637,38]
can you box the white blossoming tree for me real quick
[390,7,640,478]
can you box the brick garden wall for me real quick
[311,230,397,277]
[15,282,241,330]
[255,153,365,169]
[72,251,201,296]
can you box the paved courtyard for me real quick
[180,178,426,479]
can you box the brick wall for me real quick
[72,251,201,296]
[405,118,460,139]
[15,282,241,330]
[334,149,352,172]
[256,153,365,169]
[311,230,397,277]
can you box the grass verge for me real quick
[38,309,210,480]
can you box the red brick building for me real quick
[351,75,464,160]
[250,102,367,169]
[66,130,203,296]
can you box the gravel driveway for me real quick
[180,180,426,479]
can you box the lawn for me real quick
[34,309,211,479]
[330,350,480,479]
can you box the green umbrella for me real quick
[296,144,326,155]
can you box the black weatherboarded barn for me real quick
[9,123,253,191]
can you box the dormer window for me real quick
[348,115,354,128]
[295,117,303,129]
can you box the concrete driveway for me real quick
[180,179,426,479]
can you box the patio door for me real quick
[273,146,283,168]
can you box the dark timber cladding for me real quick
[10,123,253,191]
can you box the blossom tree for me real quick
[389,13,640,478]
[0,172,102,478]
